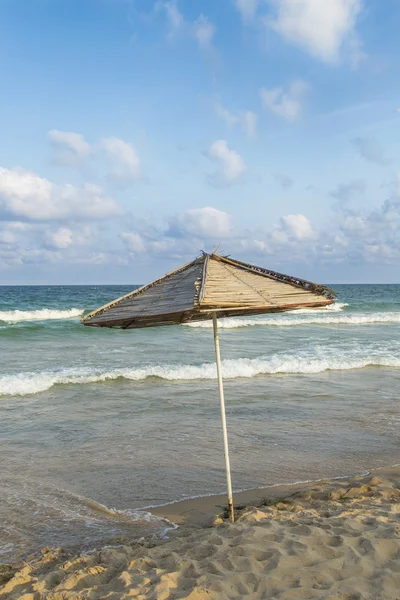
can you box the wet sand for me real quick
[2,465,400,599]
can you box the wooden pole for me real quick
[212,313,234,523]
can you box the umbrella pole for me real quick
[212,313,234,523]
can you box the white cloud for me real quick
[46,225,94,250]
[215,103,239,128]
[169,207,233,239]
[7,221,32,232]
[48,131,142,184]
[0,220,107,268]
[5,195,400,273]
[260,80,309,121]
[121,232,146,253]
[47,227,73,249]
[156,1,215,51]
[207,140,246,184]
[281,214,316,240]
[117,208,234,260]
[0,167,123,221]
[352,137,388,165]
[268,0,363,64]
[339,214,368,237]
[236,0,259,21]
[215,103,257,138]
[270,227,289,245]
[332,198,400,264]
[0,229,15,244]
[101,137,141,182]
[48,130,91,166]
[156,0,184,38]
[193,15,215,50]
[127,207,319,264]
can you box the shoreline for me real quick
[2,463,400,598]
[149,467,382,527]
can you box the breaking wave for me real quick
[2,351,400,397]
[0,303,346,326]
[290,302,348,314]
[0,309,84,323]
[186,310,400,329]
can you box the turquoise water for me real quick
[1,284,400,562]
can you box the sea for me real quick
[1,283,400,564]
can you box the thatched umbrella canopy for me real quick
[82,253,336,521]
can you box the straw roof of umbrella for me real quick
[82,252,336,329]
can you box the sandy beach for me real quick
[2,465,400,599]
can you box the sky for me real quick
[0,0,400,284]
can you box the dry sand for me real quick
[1,466,400,599]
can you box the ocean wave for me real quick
[290,302,348,314]
[0,303,348,326]
[0,308,84,323]
[2,352,400,397]
[185,311,400,329]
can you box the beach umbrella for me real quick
[82,252,335,522]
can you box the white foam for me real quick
[185,310,400,329]
[290,302,349,314]
[2,351,400,397]
[0,308,84,323]
[74,494,175,527]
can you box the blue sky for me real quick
[0,0,399,284]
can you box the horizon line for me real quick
[1,282,400,287]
